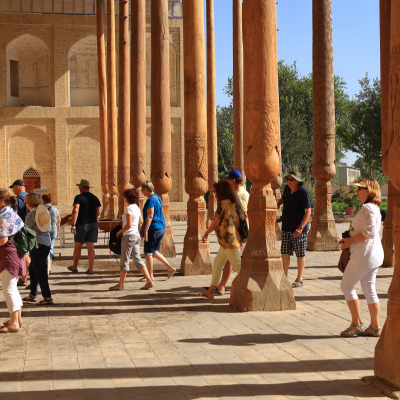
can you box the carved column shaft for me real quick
[307,0,339,251]
[151,0,176,257]
[131,0,147,211]
[181,0,212,275]
[96,0,108,219]
[229,0,295,311]
[375,0,400,387]
[117,0,131,218]
[206,0,218,228]
[233,0,245,181]
[106,0,118,219]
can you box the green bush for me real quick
[380,199,388,213]
[332,202,346,213]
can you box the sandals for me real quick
[109,284,124,291]
[67,266,78,273]
[17,278,27,287]
[340,322,365,337]
[140,281,154,290]
[0,325,19,333]
[85,270,94,275]
[23,294,37,303]
[204,287,223,296]
[167,268,176,280]
[3,320,22,328]
[36,298,54,306]
[292,279,303,288]
[358,326,381,337]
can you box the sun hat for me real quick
[9,179,25,188]
[227,169,242,180]
[284,171,304,183]
[76,179,92,188]
[35,205,51,232]
[352,182,368,189]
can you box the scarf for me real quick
[0,206,25,238]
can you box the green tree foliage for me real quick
[353,158,388,186]
[338,74,382,179]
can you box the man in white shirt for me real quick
[216,169,249,295]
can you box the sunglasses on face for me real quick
[356,186,367,191]
[287,178,296,182]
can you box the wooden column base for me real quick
[375,206,400,387]
[206,191,217,228]
[307,183,339,251]
[159,194,176,258]
[107,195,119,219]
[181,197,212,275]
[101,194,109,219]
[229,190,296,311]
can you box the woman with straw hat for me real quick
[22,194,54,305]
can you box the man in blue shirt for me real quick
[10,179,28,221]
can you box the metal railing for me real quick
[1,0,183,18]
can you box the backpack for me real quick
[10,225,37,255]
[109,224,122,255]
[17,194,28,222]
[235,203,249,243]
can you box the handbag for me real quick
[338,248,350,273]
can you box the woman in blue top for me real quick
[277,171,312,288]
[141,181,176,289]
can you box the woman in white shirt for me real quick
[339,178,384,337]
[109,189,152,291]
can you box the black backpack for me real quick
[109,224,122,255]
[16,194,28,222]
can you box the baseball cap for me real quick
[227,169,242,180]
[9,179,25,188]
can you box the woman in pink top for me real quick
[0,189,26,333]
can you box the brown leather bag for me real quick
[338,248,351,273]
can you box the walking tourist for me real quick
[42,192,61,273]
[0,189,25,332]
[277,171,312,288]
[213,169,249,295]
[10,179,28,222]
[141,181,176,289]
[339,178,384,337]
[109,189,152,291]
[68,179,101,274]
[199,180,242,299]
[23,194,53,305]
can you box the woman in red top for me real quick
[0,189,26,332]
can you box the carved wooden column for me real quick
[96,0,108,219]
[131,0,147,210]
[206,0,218,228]
[151,0,176,257]
[106,0,118,219]
[272,113,283,240]
[181,0,212,275]
[233,0,245,181]
[307,0,339,251]
[229,0,295,311]
[380,0,397,268]
[117,0,130,218]
[375,0,400,387]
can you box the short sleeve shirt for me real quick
[73,192,101,225]
[25,209,51,247]
[235,186,250,212]
[143,194,166,231]
[122,204,141,237]
[281,185,311,233]
[215,199,241,249]
[13,192,28,222]
[44,204,60,233]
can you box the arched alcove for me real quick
[6,34,51,107]
[146,39,180,107]
[69,125,101,203]
[8,126,54,192]
[68,36,99,107]
[23,167,41,194]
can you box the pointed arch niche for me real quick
[23,167,41,194]
[6,34,51,107]
[68,35,99,107]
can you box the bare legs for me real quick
[281,254,305,284]
[71,242,95,272]
[71,243,83,270]
[343,299,380,334]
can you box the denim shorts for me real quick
[75,223,99,244]
[144,228,165,256]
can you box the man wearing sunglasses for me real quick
[277,171,312,288]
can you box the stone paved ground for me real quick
[0,222,394,400]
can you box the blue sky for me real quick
[206,0,381,165]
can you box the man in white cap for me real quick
[68,179,101,274]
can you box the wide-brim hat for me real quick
[352,182,368,189]
[76,179,92,188]
[284,171,304,183]
[35,205,51,232]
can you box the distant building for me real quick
[338,163,361,185]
